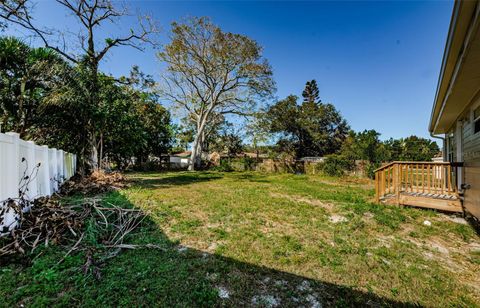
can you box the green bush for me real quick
[365,162,380,179]
[211,159,233,172]
[213,157,257,172]
[304,161,323,175]
[321,154,349,177]
[243,157,257,171]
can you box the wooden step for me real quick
[402,191,458,200]
[380,193,462,212]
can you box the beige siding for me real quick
[463,113,480,163]
[462,102,480,219]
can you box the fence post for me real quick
[5,133,20,200]
[25,141,37,202]
[41,145,50,196]
[73,154,77,174]
[1,133,20,231]
[395,164,400,205]
[51,148,58,192]
[58,150,65,183]
[1,133,19,201]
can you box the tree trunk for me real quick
[195,130,206,168]
[99,132,103,170]
[90,134,99,171]
[188,135,200,171]
[188,122,207,171]
[188,106,214,171]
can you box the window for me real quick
[474,106,480,134]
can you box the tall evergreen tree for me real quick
[302,80,320,104]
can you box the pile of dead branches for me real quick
[60,170,127,195]
[0,165,159,277]
[0,197,88,255]
[0,197,149,267]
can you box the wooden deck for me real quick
[375,161,463,213]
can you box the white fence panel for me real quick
[0,133,18,202]
[0,132,77,233]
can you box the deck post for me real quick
[394,164,400,205]
[375,171,379,203]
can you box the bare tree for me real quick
[159,17,275,171]
[0,0,159,172]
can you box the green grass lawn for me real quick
[1,171,480,307]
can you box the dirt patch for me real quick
[251,294,280,307]
[217,286,230,299]
[270,192,333,211]
[436,214,469,225]
[329,215,348,224]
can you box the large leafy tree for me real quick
[159,17,275,170]
[204,121,244,157]
[0,36,172,169]
[385,136,440,161]
[97,75,172,170]
[339,131,440,178]
[137,100,172,159]
[172,123,195,152]
[264,86,349,158]
[245,112,271,159]
[340,130,390,169]
[1,0,159,172]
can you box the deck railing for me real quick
[374,161,460,204]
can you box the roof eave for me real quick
[429,1,462,134]
[429,1,480,134]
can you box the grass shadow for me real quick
[129,171,223,189]
[465,214,480,237]
[228,172,272,183]
[0,190,424,307]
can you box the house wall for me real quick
[461,97,480,219]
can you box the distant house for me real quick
[170,151,191,168]
[299,157,325,163]
[429,0,480,219]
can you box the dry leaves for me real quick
[60,170,127,195]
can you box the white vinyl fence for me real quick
[0,132,77,232]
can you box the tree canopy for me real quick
[159,16,275,170]
[302,79,320,104]
[0,36,172,170]
[1,0,160,172]
[263,80,349,158]
[384,136,440,161]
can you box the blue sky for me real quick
[5,0,453,141]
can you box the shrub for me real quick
[243,157,257,171]
[304,161,323,175]
[211,159,233,172]
[365,162,380,179]
[321,154,349,177]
